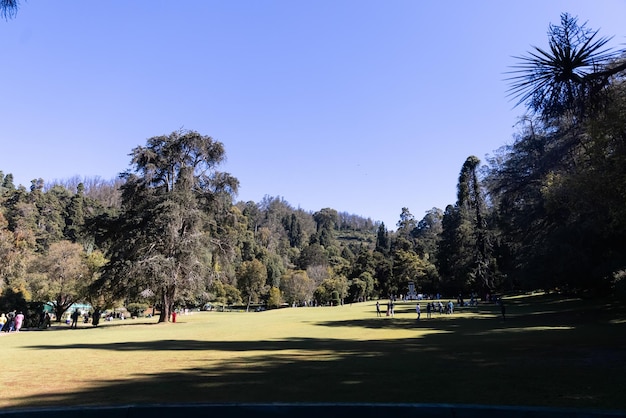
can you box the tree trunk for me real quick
[159,285,176,323]
[246,294,252,312]
[159,299,170,323]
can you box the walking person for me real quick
[376,301,381,317]
[14,311,25,332]
[426,302,432,319]
[416,303,421,320]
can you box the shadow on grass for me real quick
[13,297,626,412]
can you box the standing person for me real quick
[39,311,47,329]
[14,311,25,332]
[500,299,506,321]
[71,309,80,328]
[416,303,421,320]
[426,302,432,319]
[0,313,6,331]
[376,301,381,317]
[390,299,395,317]
[92,308,101,327]
[5,311,16,332]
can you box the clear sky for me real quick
[2,1,625,230]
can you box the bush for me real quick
[126,303,149,317]
[267,287,282,309]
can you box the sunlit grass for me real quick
[2,294,625,411]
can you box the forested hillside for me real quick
[1,14,625,322]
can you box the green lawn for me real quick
[2,293,625,411]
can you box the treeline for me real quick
[1,14,625,322]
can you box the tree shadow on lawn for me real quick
[17,306,626,411]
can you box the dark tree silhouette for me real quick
[507,13,626,119]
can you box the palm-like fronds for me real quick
[506,13,625,117]
[0,0,19,20]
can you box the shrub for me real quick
[126,302,149,317]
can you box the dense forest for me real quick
[1,14,625,323]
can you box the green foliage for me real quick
[266,286,282,308]
[5,22,626,307]
[314,275,348,305]
[92,130,239,322]
[126,302,149,317]
[280,270,314,305]
[0,287,27,314]
[237,258,268,311]
[28,240,90,321]
[488,15,626,294]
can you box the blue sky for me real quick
[2,1,625,230]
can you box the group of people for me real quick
[0,310,25,333]
[415,300,455,320]
[375,300,396,317]
[375,298,458,320]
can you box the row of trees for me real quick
[1,14,625,323]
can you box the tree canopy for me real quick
[2,13,626,320]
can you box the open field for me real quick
[1,293,626,412]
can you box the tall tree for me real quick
[237,258,267,311]
[28,240,89,321]
[507,13,626,120]
[438,157,496,293]
[313,208,338,248]
[93,130,238,322]
[65,183,85,243]
[458,156,495,290]
[396,207,417,238]
[414,208,443,260]
[280,270,314,306]
[375,222,390,254]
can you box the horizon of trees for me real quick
[1,13,625,323]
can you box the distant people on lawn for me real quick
[71,309,80,328]
[92,308,101,327]
[14,311,24,332]
[3,310,16,332]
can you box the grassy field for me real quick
[1,292,625,412]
